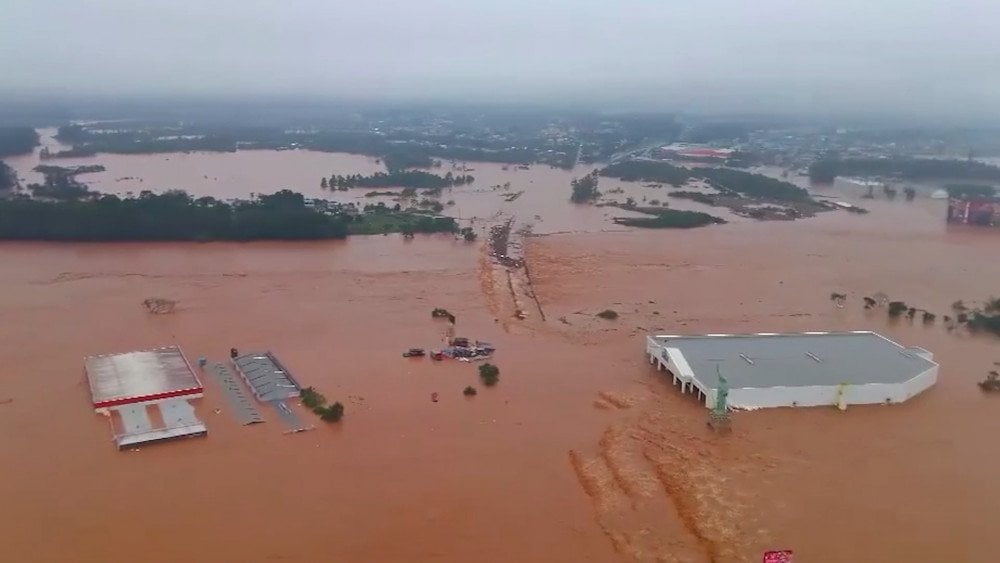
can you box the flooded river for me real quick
[1,132,998,562]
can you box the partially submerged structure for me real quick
[947,197,999,227]
[646,331,937,409]
[232,352,302,402]
[84,346,207,449]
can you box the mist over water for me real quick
[3,0,1000,121]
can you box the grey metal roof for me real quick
[111,399,207,449]
[651,331,936,389]
[85,346,202,407]
[205,362,265,425]
[232,352,301,402]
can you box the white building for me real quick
[646,331,938,409]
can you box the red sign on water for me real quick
[763,550,794,563]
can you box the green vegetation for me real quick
[347,209,457,236]
[0,127,39,157]
[300,385,344,422]
[978,372,1000,393]
[599,160,691,187]
[809,157,1000,184]
[460,227,478,242]
[383,148,435,172]
[699,168,811,202]
[300,386,327,409]
[327,171,473,190]
[33,164,105,176]
[28,175,92,200]
[669,190,717,205]
[463,386,478,396]
[570,172,600,203]
[600,160,811,202]
[946,184,996,199]
[613,207,725,229]
[478,363,500,387]
[967,297,1000,335]
[316,402,345,422]
[596,309,619,320]
[0,161,16,191]
[887,301,909,318]
[25,164,108,200]
[0,189,358,241]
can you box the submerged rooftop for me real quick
[85,346,203,409]
[232,352,302,402]
[648,331,936,390]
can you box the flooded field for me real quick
[5,129,754,234]
[2,135,998,561]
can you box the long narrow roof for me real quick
[650,331,936,389]
[85,346,203,408]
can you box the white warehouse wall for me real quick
[722,364,939,409]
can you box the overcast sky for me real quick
[4,0,998,119]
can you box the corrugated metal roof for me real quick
[650,331,936,390]
[85,346,203,408]
[232,352,301,402]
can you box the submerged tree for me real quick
[887,301,909,318]
[478,363,500,386]
[318,402,345,422]
[570,172,600,203]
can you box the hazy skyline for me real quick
[4,0,999,120]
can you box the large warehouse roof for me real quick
[85,346,203,409]
[232,352,301,402]
[649,331,936,390]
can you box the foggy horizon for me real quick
[4,0,999,122]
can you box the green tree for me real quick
[319,402,345,422]
[570,172,600,203]
[478,363,500,386]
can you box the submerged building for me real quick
[232,351,302,402]
[947,197,999,227]
[85,346,207,449]
[646,331,937,409]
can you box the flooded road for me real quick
[1,133,997,561]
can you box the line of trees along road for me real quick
[326,171,473,190]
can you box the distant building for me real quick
[646,331,937,409]
[947,198,999,226]
[654,143,733,162]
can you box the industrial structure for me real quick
[646,331,937,409]
[84,346,207,449]
[654,143,734,162]
[232,352,302,402]
[947,197,999,227]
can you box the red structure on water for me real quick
[947,198,999,227]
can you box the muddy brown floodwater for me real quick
[2,140,1000,562]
